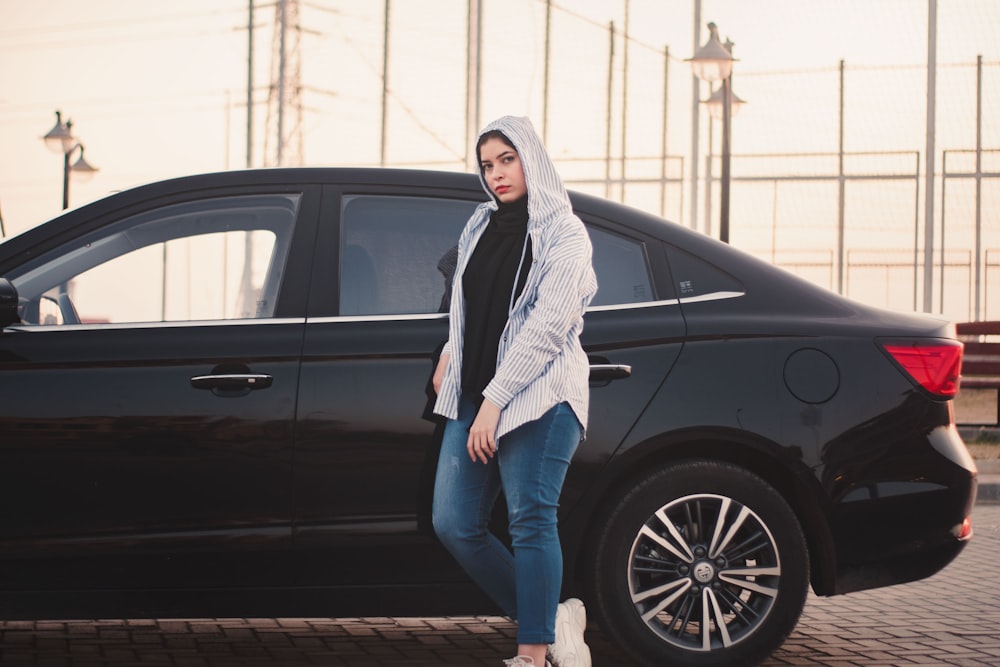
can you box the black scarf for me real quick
[491,194,529,231]
[461,195,532,401]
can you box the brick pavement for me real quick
[1,507,997,666]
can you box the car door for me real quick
[0,187,320,592]
[293,187,477,591]
[562,216,687,511]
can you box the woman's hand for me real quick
[468,399,501,463]
[432,353,450,394]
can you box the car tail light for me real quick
[881,339,963,398]
[952,516,973,541]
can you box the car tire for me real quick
[590,459,809,667]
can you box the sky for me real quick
[1,0,998,245]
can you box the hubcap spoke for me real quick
[701,586,734,650]
[656,508,696,561]
[635,578,691,622]
[709,505,751,560]
[718,565,781,597]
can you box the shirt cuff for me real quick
[482,381,514,409]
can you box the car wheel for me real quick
[590,459,809,667]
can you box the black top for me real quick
[461,196,533,402]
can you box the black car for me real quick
[0,168,977,667]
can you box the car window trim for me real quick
[301,291,745,324]
[5,317,306,333]
[588,291,743,312]
[307,313,447,324]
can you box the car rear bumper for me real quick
[825,424,977,595]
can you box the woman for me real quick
[432,115,597,667]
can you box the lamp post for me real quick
[689,23,736,243]
[42,110,98,210]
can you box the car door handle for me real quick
[589,364,632,382]
[190,373,274,391]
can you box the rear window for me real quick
[664,244,745,300]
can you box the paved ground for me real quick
[975,458,999,502]
[2,501,997,666]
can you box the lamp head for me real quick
[688,22,736,83]
[69,146,99,183]
[43,111,76,155]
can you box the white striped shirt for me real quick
[433,116,598,439]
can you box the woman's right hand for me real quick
[432,353,450,394]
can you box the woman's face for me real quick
[479,137,527,204]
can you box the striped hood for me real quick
[476,115,574,232]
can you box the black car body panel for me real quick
[0,168,977,664]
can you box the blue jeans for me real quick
[432,396,581,645]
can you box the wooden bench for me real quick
[956,320,1000,426]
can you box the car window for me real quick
[664,243,745,299]
[588,226,655,306]
[339,195,657,316]
[340,195,477,316]
[11,194,300,325]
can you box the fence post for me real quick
[837,60,846,296]
[975,54,983,320]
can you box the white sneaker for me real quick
[547,598,592,667]
[503,657,552,667]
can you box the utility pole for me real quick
[264,0,304,167]
[465,0,482,170]
[690,0,702,232]
[381,0,390,166]
[247,0,254,168]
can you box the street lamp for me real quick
[689,23,737,243]
[42,110,98,210]
[704,82,745,121]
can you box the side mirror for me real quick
[0,278,20,328]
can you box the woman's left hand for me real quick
[468,399,501,463]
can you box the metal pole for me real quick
[225,91,232,169]
[381,0,390,166]
[837,60,846,295]
[605,21,615,199]
[922,0,937,312]
[620,0,629,202]
[771,180,779,264]
[975,54,983,320]
[913,152,921,312]
[465,0,482,170]
[690,0,701,231]
[660,45,670,218]
[246,0,254,169]
[161,244,167,321]
[277,0,287,166]
[542,0,551,144]
[940,151,948,314]
[703,122,713,236]
[719,74,731,243]
[61,151,70,210]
